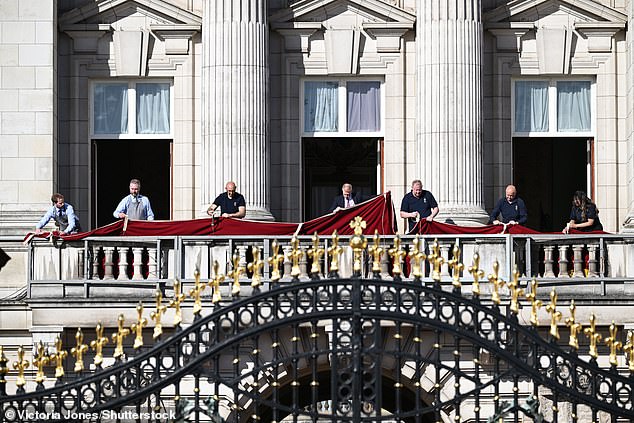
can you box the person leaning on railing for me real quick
[206,181,246,219]
[35,193,81,235]
[562,190,603,233]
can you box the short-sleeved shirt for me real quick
[569,204,603,231]
[489,198,528,224]
[213,192,246,215]
[400,190,438,231]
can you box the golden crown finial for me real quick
[328,230,343,276]
[71,328,88,373]
[90,322,109,367]
[507,265,524,314]
[209,261,225,304]
[12,345,29,388]
[169,280,186,326]
[525,279,542,326]
[228,253,245,296]
[150,290,168,340]
[405,235,423,279]
[565,301,583,350]
[189,270,205,316]
[468,252,485,297]
[50,336,67,379]
[605,321,622,367]
[623,331,634,373]
[388,236,406,278]
[584,313,602,359]
[427,239,444,283]
[488,260,506,305]
[287,236,303,279]
[349,217,368,275]
[33,341,49,384]
[306,233,325,279]
[0,345,9,381]
[368,230,385,276]
[447,245,464,289]
[248,246,265,288]
[112,314,130,360]
[131,302,148,349]
[268,240,284,283]
[544,289,562,340]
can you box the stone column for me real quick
[202,0,273,221]
[416,1,489,225]
[625,0,634,231]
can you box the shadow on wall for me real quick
[0,248,11,272]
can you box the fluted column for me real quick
[202,0,273,220]
[416,1,489,225]
[624,0,634,231]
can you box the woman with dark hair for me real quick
[562,191,603,233]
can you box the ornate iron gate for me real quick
[2,274,634,422]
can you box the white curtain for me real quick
[94,84,128,134]
[347,81,380,132]
[304,81,338,132]
[136,83,170,134]
[514,81,548,132]
[557,81,591,131]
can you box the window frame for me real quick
[301,77,385,138]
[90,80,174,139]
[511,77,595,138]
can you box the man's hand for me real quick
[221,213,231,218]
[508,220,518,225]
[118,212,126,219]
[35,228,42,234]
[425,215,433,222]
[492,220,500,225]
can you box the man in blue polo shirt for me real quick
[489,184,528,226]
[35,193,81,234]
[207,181,246,218]
[400,179,439,232]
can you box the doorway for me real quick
[303,138,379,220]
[92,139,172,227]
[513,137,590,232]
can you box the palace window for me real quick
[303,79,383,136]
[92,81,172,137]
[512,79,593,136]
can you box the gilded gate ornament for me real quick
[50,336,67,379]
[488,260,506,305]
[287,236,303,279]
[327,230,343,276]
[71,328,88,372]
[90,322,108,367]
[267,240,284,283]
[189,270,205,316]
[584,313,602,359]
[131,302,148,349]
[170,280,186,326]
[248,246,265,288]
[209,261,225,304]
[368,230,385,277]
[33,341,48,385]
[388,235,406,278]
[526,279,542,326]
[228,253,245,297]
[624,331,634,373]
[427,240,444,282]
[468,252,485,296]
[565,301,582,350]
[150,290,167,340]
[507,265,524,315]
[605,321,622,367]
[12,345,29,389]
[112,314,130,360]
[349,217,367,275]
[306,233,325,279]
[447,245,464,289]
[545,289,562,340]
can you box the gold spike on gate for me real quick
[90,322,108,367]
[70,328,88,373]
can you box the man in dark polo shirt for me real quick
[206,181,246,218]
[400,179,439,232]
[489,184,527,226]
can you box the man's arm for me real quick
[328,197,341,213]
[489,199,502,224]
[233,206,246,218]
[517,199,528,225]
[64,205,77,234]
[35,207,54,234]
[113,197,128,219]
[427,207,439,221]
[144,198,155,221]
[206,203,219,216]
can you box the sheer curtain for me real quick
[347,81,380,132]
[136,83,170,134]
[557,81,591,131]
[514,81,548,132]
[94,84,128,134]
[304,81,338,132]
